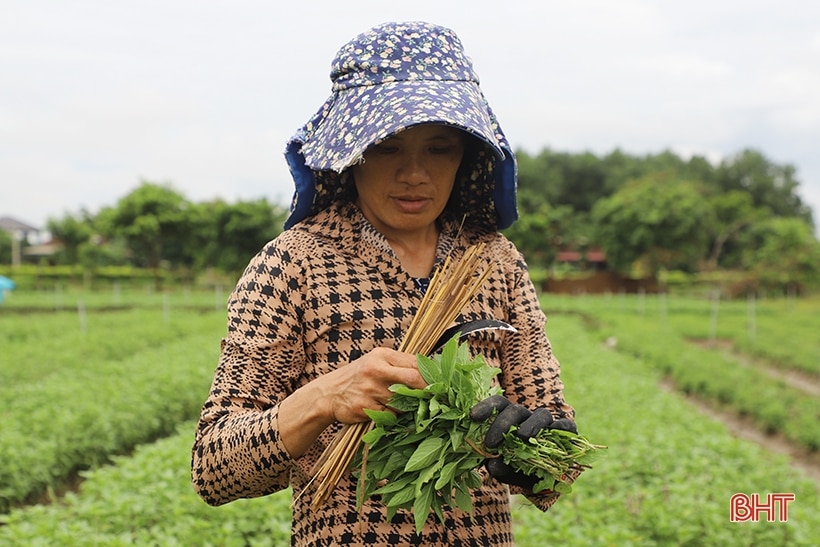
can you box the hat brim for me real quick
[300,80,507,172]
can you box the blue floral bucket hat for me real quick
[284,21,518,230]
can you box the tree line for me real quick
[505,147,819,290]
[16,185,289,284]
[2,146,818,291]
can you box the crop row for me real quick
[0,307,225,512]
[605,313,820,450]
[0,285,230,314]
[568,302,820,451]
[0,307,224,385]
[517,314,819,545]
[544,292,820,375]
[545,294,820,452]
[0,422,292,546]
[1,314,818,544]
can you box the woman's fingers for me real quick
[325,348,424,422]
[364,347,426,388]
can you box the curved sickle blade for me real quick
[430,319,517,355]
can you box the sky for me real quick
[2,0,820,236]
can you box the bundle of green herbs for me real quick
[354,337,606,532]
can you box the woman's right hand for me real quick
[318,347,426,424]
[278,347,426,457]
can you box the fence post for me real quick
[747,290,756,342]
[163,292,171,324]
[55,282,64,312]
[112,281,122,306]
[659,291,667,322]
[215,285,224,311]
[709,289,720,342]
[77,299,87,333]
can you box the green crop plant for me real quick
[355,337,605,532]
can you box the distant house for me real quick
[555,246,608,271]
[0,216,40,241]
[0,216,56,265]
[545,246,665,294]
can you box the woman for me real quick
[192,21,579,546]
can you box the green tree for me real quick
[740,217,820,292]
[96,181,191,286]
[591,175,712,278]
[188,198,287,275]
[703,191,768,269]
[515,149,563,210]
[516,148,616,214]
[513,149,598,268]
[0,229,11,264]
[46,211,94,265]
[78,234,131,269]
[504,203,566,269]
[715,149,814,227]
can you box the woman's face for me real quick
[352,124,465,239]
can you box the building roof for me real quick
[0,216,39,233]
[555,247,607,263]
[556,250,583,262]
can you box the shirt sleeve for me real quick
[497,243,582,510]
[191,236,310,505]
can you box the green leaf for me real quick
[431,495,445,527]
[455,338,471,364]
[474,365,501,398]
[379,450,410,480]
[383,482,417,508]
[434,460,459,490]
[415,399,429,430]
[416,355,439,384]
[416,462,441,493]
[449,428,465,451]
[386,395,420,413]
[365,454,388,481]
[394,431,427,447]
[465,469,483,489]
[413,482,435,532]
[576,449,606,465]
[391,384,427,398]
[439,336,457,384]
[373,475,416,495]
[362,426,386,446]
[454,481,474,515]
[438,407,464,421]
[424,381,447,395]
[428,396,441,417]
[532,477,554,494]
[405,437,445,472]
[363,408,397,426]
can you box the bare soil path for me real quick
[661,339,820,484]
[694,338,820,398]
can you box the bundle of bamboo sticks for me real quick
[304,243,492,508]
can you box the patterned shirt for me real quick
[191,201,577,546]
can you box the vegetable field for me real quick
[1,289,819,545]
